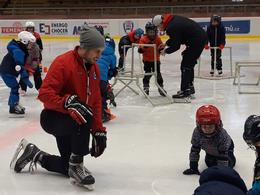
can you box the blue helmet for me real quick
[134,28,144,38]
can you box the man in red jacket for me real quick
[10,25,106,190]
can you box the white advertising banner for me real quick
[0,17,260,37]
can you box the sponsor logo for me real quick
[39,22,68,35]
[123,20,134,34]
[198,20,250,34]
[1,22,25,34]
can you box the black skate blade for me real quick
[173,97,191,103]
[10,139,29,169]
[70,178,94,191]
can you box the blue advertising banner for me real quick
[198,20,250,34]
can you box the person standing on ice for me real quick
[138,21,166,96]
[205,15,226,76]
[118,28,144,71]
[10,25,107,190]
[19,21,44,94]
[0,31,35,115]
[152,14,207,102]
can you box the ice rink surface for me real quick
[0,39,260,194]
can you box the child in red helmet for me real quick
[183,105,236,175]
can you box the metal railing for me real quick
[0,4,259,18]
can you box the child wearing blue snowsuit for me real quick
[97,37,117,122]
[0,39,33,115]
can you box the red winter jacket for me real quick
[38,46,105,132]
[128,31,140,43]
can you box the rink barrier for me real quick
[1,35,260,42]
[112,43,173,106]
[233,61,260,94]
[196,46,234,80]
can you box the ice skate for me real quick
[217,70,223,76]
[10,139,44,173]
[172,90,191,103]
[158,87,167,97]
[189,85,196,100]
[9,103,25,117]
[210,69,214,76]
[143,87,149,96]
[69,155,95,190]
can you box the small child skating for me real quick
[0,31,35,115]
[118,28,144,71]
[183,105,236,175]
[138,22,166,96]
[205,15,226,76]
[96,28,117,122]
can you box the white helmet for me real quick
[18,31,36,45]
[25,21,35,28]
[152,15,163,27]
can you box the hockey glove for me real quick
[183,168,200,175]
[110,68,118,77]
[64,95,93,125]
[204,44,210,50]
[20,70,33,88]
[138,48,144,54]
[219,44,225,50]
[91,131,107,158]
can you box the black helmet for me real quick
[145,22,157,33]
[94,25,104,36]
[145,22,157,39]
[243,115,260,149]
[211,15,221,23]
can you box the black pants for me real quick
[19,67,42,91]
[143,61,163,88]
[100,80,108,113]
[205,141,236,168]
[211,48,222,70]
[118,36,131,69]
[180,43,205,91]
[40,109,91,176]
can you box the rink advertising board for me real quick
[199,20,250,34]
[0,18,259,39]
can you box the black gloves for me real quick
[91,131,107,158]
[183,168,200,175]
[138,48,144,54]
[183,161,200,175]
[64,95,93,126]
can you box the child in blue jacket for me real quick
[97,36,117,122]
[0,31,34,115]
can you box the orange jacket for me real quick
[139,35,163,62]
[38,46,105,132]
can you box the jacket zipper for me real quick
[83,63,91,104]
[86,70,90,104]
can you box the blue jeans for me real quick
[1,73,19,107]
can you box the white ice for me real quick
[0,39,260,195]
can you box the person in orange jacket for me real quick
[10,25,106,190]
[138,22,166,96]
[118,28,144,71]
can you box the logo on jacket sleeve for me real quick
[93,72,97,80]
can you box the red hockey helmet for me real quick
[196,105,221,126]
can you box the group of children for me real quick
[0,21,43,115]
[0,15,226,119]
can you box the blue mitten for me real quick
[20,70,33,88]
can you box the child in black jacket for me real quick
[205,15,226,76]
